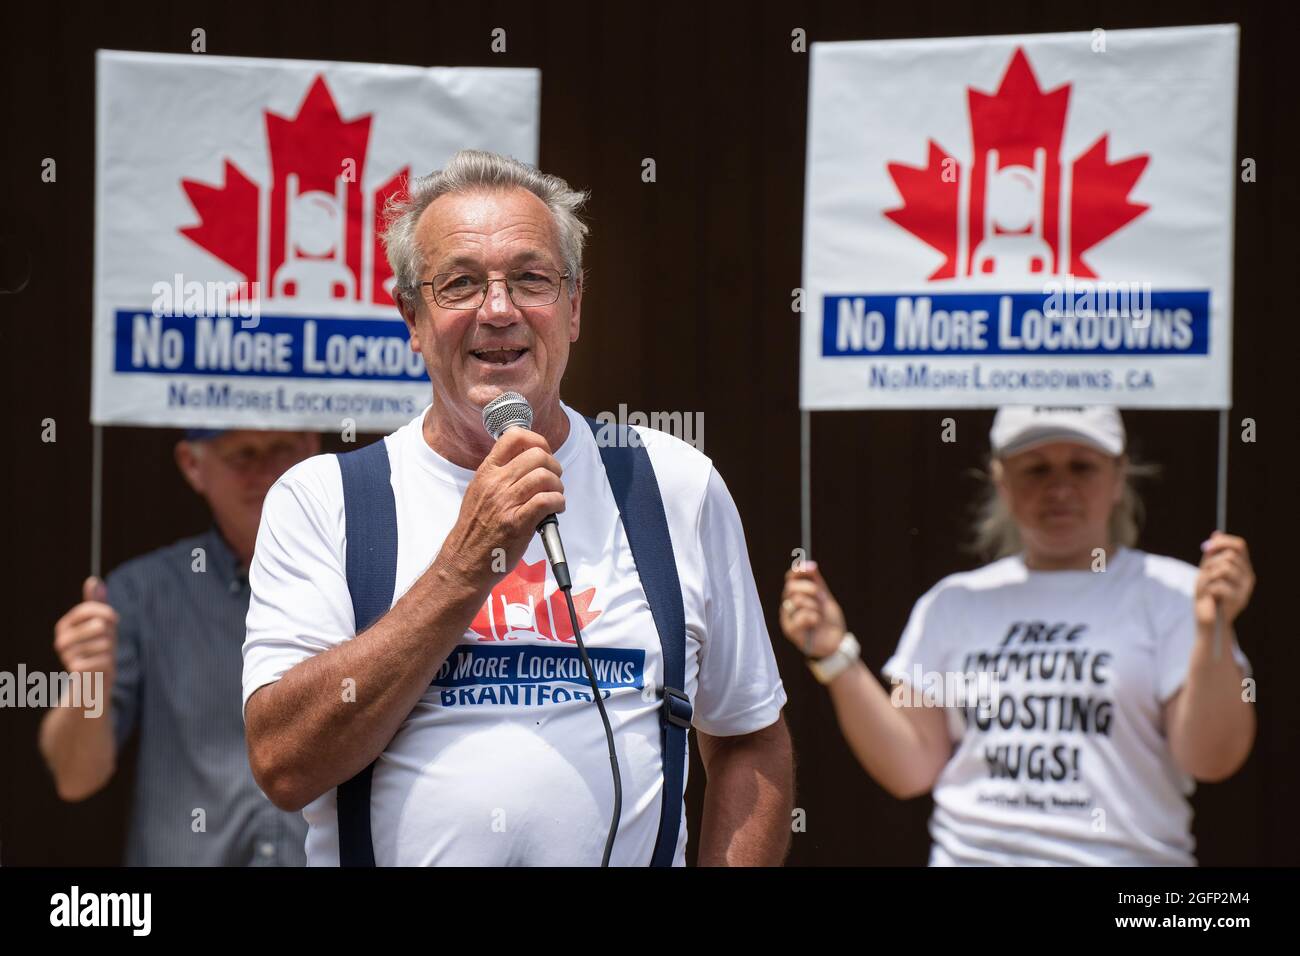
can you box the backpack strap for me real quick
[584,417,692,867]
[334,438,398,867]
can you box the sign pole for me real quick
[801,409,812,560]
[91,424,103,580]
[1213,408,1229,660]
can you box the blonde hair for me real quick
[969,453,1159,561]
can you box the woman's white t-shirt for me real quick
[882,547,1251,866]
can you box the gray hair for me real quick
[969,454,1159,561]
[381,149,590,306]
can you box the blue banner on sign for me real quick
[113,311,428,381]
[821,290,1210,357]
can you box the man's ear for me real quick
[568,273,582,343]
[398,292,423,353]
[1112,454,1128,504]
[174,441,205,496]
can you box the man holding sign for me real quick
[40,428,318,865]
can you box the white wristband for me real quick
[808,632,860,685]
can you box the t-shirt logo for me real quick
[468,558,602,643]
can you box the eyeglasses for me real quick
[212,442,305,475]
[418,267,570,310]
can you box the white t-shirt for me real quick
[242,402,786,866]
[882,547,1251,867]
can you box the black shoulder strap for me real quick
[335,439,397,867]
[584,417,692,867]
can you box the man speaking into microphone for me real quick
[241,149,792,866]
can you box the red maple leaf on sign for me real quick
[1069,135,1149,277]
[371,167,410,304]
[178,73,410,305]
[885,141,961,280]
[180,160,259,282]
[468,559,603,643]
[885,47,1150,280]
[263,76,370,300]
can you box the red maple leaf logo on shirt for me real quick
[885,47,1149,280]
[468,559,602,643]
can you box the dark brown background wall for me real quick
[2,0,1295,866]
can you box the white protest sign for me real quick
[93,50,540,430]
[801,25,1237,409]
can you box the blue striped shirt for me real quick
[107,527,306,866]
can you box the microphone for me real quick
[481,391,571,590]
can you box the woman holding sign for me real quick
[780,406,1255,865]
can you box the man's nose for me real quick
[478,278,520,326]
[247,455,285,489]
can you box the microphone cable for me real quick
[558,577,622,867]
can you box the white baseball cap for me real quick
[989,406,1125,458]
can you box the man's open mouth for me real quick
[470,347,530,367]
